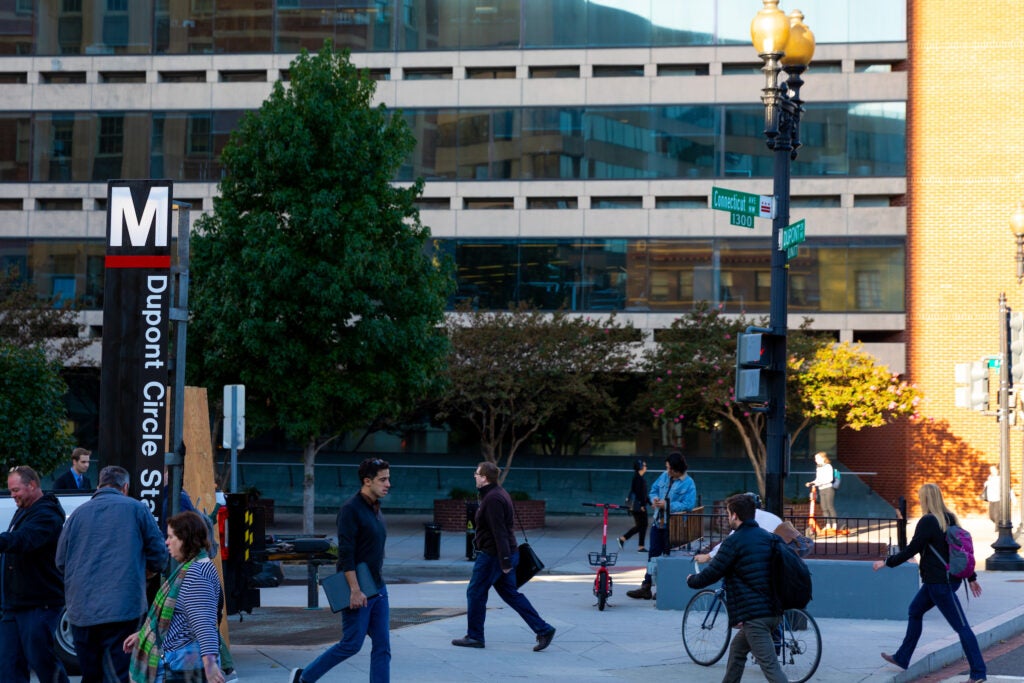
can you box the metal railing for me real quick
[667,511,907,559]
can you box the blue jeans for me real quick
[892,581,986,680]
[465,550,552,643]
[71,619,138,683]
[642,524,667,584]
[302,586,390,683]
[0,607,69,683]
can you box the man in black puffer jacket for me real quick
[687,493,785,683]
[0,465,69,683]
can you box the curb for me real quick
[891,604,1024,682]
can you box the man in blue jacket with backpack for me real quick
[686,493,786,683]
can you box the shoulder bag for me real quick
[513,505,544,588]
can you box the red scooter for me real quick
[582,502,625,611]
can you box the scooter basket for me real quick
[588,551,618,566]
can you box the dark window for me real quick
[528,66,579,79]
[100,71,146,83]
[41,71,86,83]
[219,70,266,83]
[592,65,644,78]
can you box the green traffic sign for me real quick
[712,186,774,219]
[730,212,755,229]
[786,245,799,260]
[780,219,806,251]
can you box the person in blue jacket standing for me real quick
[626,451,697,600]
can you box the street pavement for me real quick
[221,510,1024,683]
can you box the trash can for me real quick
[465,502,479,561]
[424,523,441,560]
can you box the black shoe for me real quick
[288,669,304,683]
[534,628,556,652]
[452,636,485,648]
[881,653,906,670]
[626,584,652,599]
[617,537,625,550]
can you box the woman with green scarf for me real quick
[123,511,225,683]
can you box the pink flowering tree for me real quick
[645,303,921,497]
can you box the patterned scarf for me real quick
[129,551,207,683]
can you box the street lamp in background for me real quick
[1011,201,1024,539]
[750,1,814,516]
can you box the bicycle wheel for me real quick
[597,572,608,611]
[682,589,731,666]
[778,609,821,683]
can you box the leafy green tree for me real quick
[645,303,921,496]
[0,342,74,472]
[0,270,89,365]
[437,306,638,482]
[188,44,452,532]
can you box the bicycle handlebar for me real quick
[582,502,626,509]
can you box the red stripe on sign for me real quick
[105,255,171,269]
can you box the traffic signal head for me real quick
[735,332,772,403]
[954,361,989,411]
[1010,312,1024,387]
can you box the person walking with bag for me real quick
[617,458,649,552]
[451,461,555,652]
[874,483,986,683]
[124,511,225,683]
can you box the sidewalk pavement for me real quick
[224,510,1024,682]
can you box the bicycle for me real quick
[681,559,821,683]
[582,502,625,611]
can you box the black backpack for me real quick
[770,535,813,610]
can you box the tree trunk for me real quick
[302,437,316,535]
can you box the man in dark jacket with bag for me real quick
[0,465,69,683]
[452,461,556,652]
[686,493,786,683]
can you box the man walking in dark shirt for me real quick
[290,458,391,683]
[451,461,556,652]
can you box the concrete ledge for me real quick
[654,556,920,620]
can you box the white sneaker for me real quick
[288,669,303,683]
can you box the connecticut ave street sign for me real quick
[712,186,775,229]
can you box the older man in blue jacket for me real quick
[56,466,168,683]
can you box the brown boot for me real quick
[626,583,652,599]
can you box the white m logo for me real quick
[109,185,169,248]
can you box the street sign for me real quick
[712,186,775,219]
[730,212,755,228]
[779,219,806,251]
[786,245,799,260]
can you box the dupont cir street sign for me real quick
[779,219,806,251]
[711,186,775,229]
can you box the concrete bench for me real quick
[654,555,919,620]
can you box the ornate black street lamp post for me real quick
[750,1,814,516]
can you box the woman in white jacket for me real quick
[806,451,837,531]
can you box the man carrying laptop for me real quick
[290,458,391,683]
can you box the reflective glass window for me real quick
[0,239,106,309]
[0,115,31,181]
[399,109,459,181]
[520,108,584,180]
[0,2,35,55]
[650,0,714,46]
[276,1,393,53]
[651,106,718,178]
[399,0,458,50]
[35,0,152,55]
[439,238,904,315]
[522,0,587,48]
[456,109,521,180]
[459,0,519,49]
[587,0,650,47]
[584,109,654,179]
[92,113,150,181]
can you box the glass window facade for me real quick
[440,237,905,314]
[3,237,904,316]
[0,1,906,56]
[5,103,905,183]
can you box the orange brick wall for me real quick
[841,1,1024,516]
